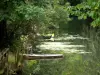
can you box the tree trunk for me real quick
[0,19,8,50]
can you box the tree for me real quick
[69,0,100,27]
[0,0,72,74]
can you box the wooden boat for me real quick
[21,54,63,60]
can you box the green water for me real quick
[24,34,94,75]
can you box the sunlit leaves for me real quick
[78,14,87,19]
[69,1,100,26]
[15,4,45,22]
[91,18,100,27]
[20,35,28,42]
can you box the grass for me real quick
[8,54,16,63]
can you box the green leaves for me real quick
[68,1,100,27]
[91,18,100,27]
[15,4,45,21]
[78,14,87,19]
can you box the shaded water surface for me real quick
[37,34,91,54]
[26,34,95,75]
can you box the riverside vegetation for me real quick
[0,0,100,75]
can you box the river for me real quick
[37,34,91,54]
[30,34,93,75]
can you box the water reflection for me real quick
[37,34,91,54]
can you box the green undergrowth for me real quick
[8,54,16,63]
[23,49,91,75]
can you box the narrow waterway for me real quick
[31,34,93,75]
[37,34,91,54]
[30,34,94,75]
